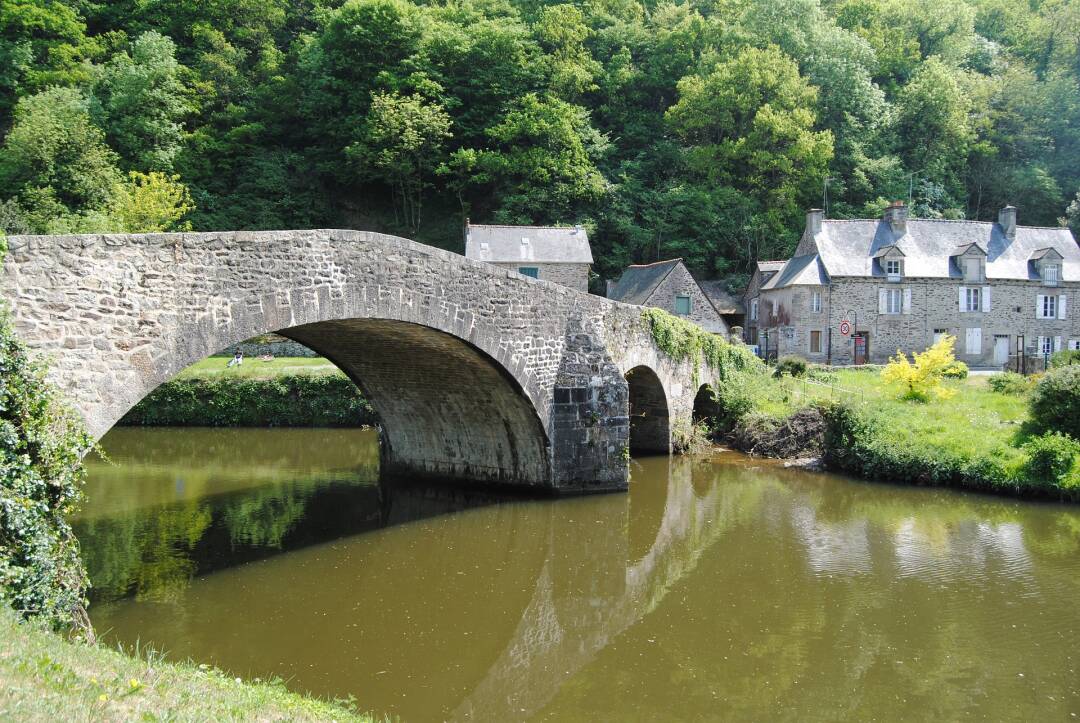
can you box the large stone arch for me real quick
[1,229,632,493]
[625,365,670,454]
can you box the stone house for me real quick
[464,221,593,292]
[742,260,786,345]
[698,280,746,331]
[757,203,1080,366]
[606,259,729,334]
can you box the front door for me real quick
[994,335,1009,365]
[854,333,868,365]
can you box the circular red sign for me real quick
[839,320,851,336]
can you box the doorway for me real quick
[994,335,1010,366]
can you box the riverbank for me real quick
[723,368,1080,501]
[0,607,372,721]
[121,359,378,427]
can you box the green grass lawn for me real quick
[752,369,1032,468]
[177,356,345,380]
[0,608,373,722]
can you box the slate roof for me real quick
[805,218,1080,281]
[761,254,830,290]
[698,280,746,314]
[465,224,593,264]
[757,260,787,273]
[606,259,683,305]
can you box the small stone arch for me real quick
[625,365,670,454]
[692,384,723,426]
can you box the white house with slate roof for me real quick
[465,220,593,292]
[757,202,1080,367]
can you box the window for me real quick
[885,288,903,314]
[1041,336,1053,355]
[675,295,691,316]
[518,267,539,278]
[1070,340,1080,351]
[963,257,983,282]
[1038,294,1057,319]
[933,328,947,344]
[885,259,902,280]
[810,290,822,313]
[750,299,758,321]
[1044,264,1060,286]
[810,330,822,353]
[965,287,981,312]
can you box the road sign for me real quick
[839,320,851,336]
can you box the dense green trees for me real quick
[0,0,1079,282]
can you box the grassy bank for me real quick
[729,368,1080,500]
[121,359,378,427]
[0,607,371,722]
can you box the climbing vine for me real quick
[641,308,763,383]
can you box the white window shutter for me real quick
[1059,294,1067,319]
[982,286,991,312]
[902,288,912,314]
[959,287,966,312]
[878,288,887,314]
[1054,336,1063,352]
[1038,336,1045,353]
[1036,295,1045,319]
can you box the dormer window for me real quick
[1043,263,1060,287]
[962,257,984,282]
[885,259,902,281]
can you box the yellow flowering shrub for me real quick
[881,335,959,402]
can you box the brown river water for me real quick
[76,427,1080,721]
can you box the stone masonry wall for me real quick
[2,230,718,494]
[488,261,590,293]
[645,263,729,335]
[762,277,1079,366]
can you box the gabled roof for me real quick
[698,280,746,314]
[465,223,593,264]
[807,218,1079,280]
[951,242,986,257]
[607,259,682,305]
[1030,247,1063,261]
[761,254,829,290]
[872,244,905,258]
[756,260,787,274]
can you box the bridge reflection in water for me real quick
[76,427,1080,721]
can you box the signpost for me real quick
[839,320,851,337]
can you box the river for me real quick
[75,427,1080,721]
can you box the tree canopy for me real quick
[1,0,1079,285]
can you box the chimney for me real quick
[883,200,908,235]
[806,208,823,236]
[999,205,1017,240]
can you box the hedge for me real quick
[120,375,378,428]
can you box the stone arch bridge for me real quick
[2,229,728,494]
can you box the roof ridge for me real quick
[468,223,584,231]
[825,216,1071,231]
[626,258,683,268]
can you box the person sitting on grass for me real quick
[227,350,244,367]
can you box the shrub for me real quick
[1,238,93,628]
[880,335,958,402]
[988,371,1030,396]
[1021,432,1080,486]
[120,375,378,428]
[1029,365,1080,439]
[773,355,808,378]
[806,367,837,384]
[942,360,968,379]
[1050,349,1080,368]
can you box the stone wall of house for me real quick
[488,261,589,293]
[643,263,728,335]
[761,277,1079,366]
[742,269,778,345]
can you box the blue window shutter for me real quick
[519,267,539,279]
[675,295,691,315]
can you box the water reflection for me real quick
[79,430,1080,721]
